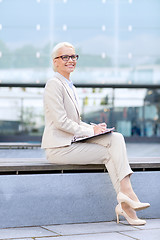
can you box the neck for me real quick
[58,71,70,81]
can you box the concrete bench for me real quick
[0,157,160,228]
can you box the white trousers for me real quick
[46,132,133,193]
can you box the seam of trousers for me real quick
[102,135,133,193]
[104,146,120,193]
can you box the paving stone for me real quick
[0,227,58,239]
[121,229,160,240]
[134,218,160,230]
[1,220,160,240]
[35,232,132,240]
[43,221,136,235]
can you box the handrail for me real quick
[0,83,160,89]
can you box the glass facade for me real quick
[0,0,160,141]
[0,0,160,85]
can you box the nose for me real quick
[68,56,74,61]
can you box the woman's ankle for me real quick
[119,189,140,202]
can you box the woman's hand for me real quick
[93,122,107,135]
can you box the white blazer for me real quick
[41,73,94,148]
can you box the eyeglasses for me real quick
[54,54,79,62]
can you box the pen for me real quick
[90,122,97,126]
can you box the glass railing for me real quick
[0,86,160,141]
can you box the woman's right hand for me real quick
[93,124,106,135]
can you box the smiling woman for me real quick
[41,42,150,226]
[52,42,78,80]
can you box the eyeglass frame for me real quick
[54,54,79,62]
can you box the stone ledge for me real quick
[0,172,159,228]
[0,157,160,174]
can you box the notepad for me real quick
[73,127,115,142]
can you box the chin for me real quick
[68,68,75,73]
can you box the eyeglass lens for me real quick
[61,55,78,61]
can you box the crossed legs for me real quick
[88,132,145,221]
[46,132,148,223]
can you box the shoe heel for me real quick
[115,203,146,226]
[116,213,119,224]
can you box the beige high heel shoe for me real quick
[115,203,146,225]
[117,192,150,211]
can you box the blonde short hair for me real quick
[51,42,75,71]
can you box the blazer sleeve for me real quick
[44,79,94,138]
[80,120,94,130]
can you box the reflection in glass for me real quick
[0,0,159,85]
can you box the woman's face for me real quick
[53,46,77,79]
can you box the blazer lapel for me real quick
[55,74,80,116]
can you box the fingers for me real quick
[93,124,107,135]
[98,122,107,127]
[98,122,107,131]
[100,122,106,126]
[93,125,102,135]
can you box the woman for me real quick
[41,42,150,225]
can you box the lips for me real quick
[65,64,75,69]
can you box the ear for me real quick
[53,58,58,67]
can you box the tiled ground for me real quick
[0,219,159,240]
